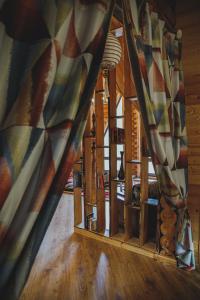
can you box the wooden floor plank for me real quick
[20,194,200,300]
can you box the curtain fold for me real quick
[122,0,195,270]
[0,1,115,298]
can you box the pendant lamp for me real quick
[101,32,122,99]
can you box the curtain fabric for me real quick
[0,0,114,298]
[122,0,195,270]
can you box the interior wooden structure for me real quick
[20,0,200,299]
[72,0,200,266]
[73,20,168,260]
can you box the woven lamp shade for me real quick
[101,32,122,70]
[101,32,121,99]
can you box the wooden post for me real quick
[95,74,105,233]
[139,121,149,246]
[83,108,95,228]
[74,161,83,226]
[109,68,118,236]
[123,37,139,241]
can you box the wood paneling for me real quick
[21,194,200,300]
[177,0,200,264]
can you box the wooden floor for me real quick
[20,194,200,300]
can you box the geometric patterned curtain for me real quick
[0,1,115,298]
[122,0,195,270]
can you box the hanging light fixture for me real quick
[101,32,122,100]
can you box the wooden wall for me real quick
[176,0,200,264]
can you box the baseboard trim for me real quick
[74,227,176,266]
